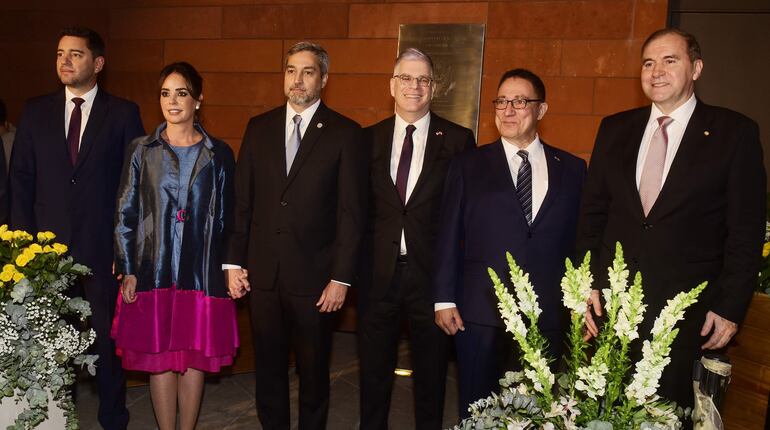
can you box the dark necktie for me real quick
[67,97,85,165]
[395,124,416,204]
[639,116,673,216]
[516,150,532,225]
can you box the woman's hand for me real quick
[121,275,138,304]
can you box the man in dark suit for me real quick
[578,28,766,414]
[225,42,368,430]
[433,69,586,417]
[9,27,144,429]
[358,48,475,430]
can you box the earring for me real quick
[195,104,200,110]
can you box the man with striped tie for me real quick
[433,69,587,417]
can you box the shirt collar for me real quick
[65,84,98,107]
[501,134,543,159]
[649,94,697,127]
[286,99,321,127]
[394,111,430,136]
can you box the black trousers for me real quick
[80,273,128,430]
[358,259,450,430]
[250,279,333,430]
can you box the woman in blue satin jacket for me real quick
[111,62,239,430]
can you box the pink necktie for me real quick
[639,116,673,216]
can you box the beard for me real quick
[286,85,320,107]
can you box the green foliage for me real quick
[0,226,97,429]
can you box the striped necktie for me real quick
[516,150,532,225]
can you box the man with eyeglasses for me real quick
[433,68,586,417]
[358,48,475,430]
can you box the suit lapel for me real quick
[487,140,525,222]
[622,107,651,218]
[407,112,443,207]
[649,102,710,219]
[372,117,402,208]
[531,142,563,227]
[75,89,108,170]
[285,102,328,189]
[49,91,70,167]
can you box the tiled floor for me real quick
[76,332,461,429]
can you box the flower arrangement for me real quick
[0,225,97,430]
[454,243,706,430]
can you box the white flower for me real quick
[507,253,542,322]
[561,253,594,315]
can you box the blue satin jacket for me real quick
[114,123,235,297]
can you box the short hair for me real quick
[394,48,434,77]
[497,69,546,101]
[0,99,6,123]
[642,28,702,62]
[159,62,203,101]
[285,42,329,77]
[59,26,105,58]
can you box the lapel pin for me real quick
[554,155,561,162]
[703,130,710,136]
[317,122,323,128]
[435,131,443,136]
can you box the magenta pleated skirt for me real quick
[110,284,239,373]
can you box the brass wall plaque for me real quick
[398,24,486,138]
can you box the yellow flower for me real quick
[37,231,56,242]
[0,270,12,282]
[763,242,770,258]
[43,245,54,253]
[0,225,7,234]
[1,231,12,241]
[12,230,31,241]
[52,243,68,255]
[15,254,30,267]
[27,244,43,254]
[12,272,24,282]
[3,264,14,272]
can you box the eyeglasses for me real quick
[393,74,434,88]
[492,98,543,110]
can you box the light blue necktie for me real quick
[286,114,302,175]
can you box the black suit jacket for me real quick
[226,102,368,295]
[361,113,475,302]
[9,88,144,277]
[434,140,586,332]
[577,101,766,347]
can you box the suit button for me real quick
[276,228,282,234]
[280,201,288,207]
[642,223,652,230]
[402,210,408,216]
[527,232,533,239]
[70,178,76,185]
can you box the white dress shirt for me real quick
[635,94,697,188]
[435,134,550,312]
[501,135,549,221]
[64,84,98,150]
[286,99,321,153]
[391,112,430,255]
